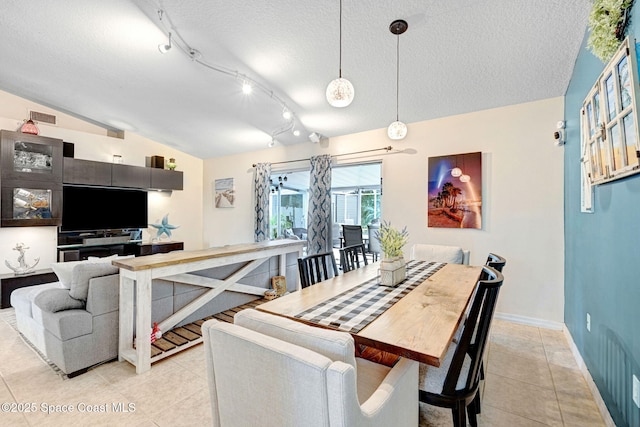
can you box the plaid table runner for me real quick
[293,260,446,334]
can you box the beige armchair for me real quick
[202,309,418,427]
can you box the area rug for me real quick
[0,308,68,380]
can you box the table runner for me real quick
[293,260,445,333]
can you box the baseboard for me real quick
[494,312,564,330]
[562,326,616,427]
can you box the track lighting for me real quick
[242,81,253,94]
[268,138,276,148]
[282,108,292,120]
[158,32,172,53]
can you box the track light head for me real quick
[158,32,172,53]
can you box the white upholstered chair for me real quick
[410,244,470,265]
[202,308,418,427]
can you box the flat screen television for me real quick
[61,186,148,232]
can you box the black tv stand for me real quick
[57,229,183,261]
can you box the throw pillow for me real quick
[51,261,84,289]
[33,288,85,312]
[69,263,119,301]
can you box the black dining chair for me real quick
[342,224,364,247]
[339,243,368,273]
[485,252,506,272]
[297,252,339,288]
[418,265,504,427]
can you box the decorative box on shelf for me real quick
[378,257,406,287]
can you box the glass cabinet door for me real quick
[0,130,63,183]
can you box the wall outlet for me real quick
[586,313,591,332]
[633,375,640,408]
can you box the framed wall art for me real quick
[214,178,235,208]
[427,151,482,229]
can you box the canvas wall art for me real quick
[215,178,235,208]
[427,152,482,229]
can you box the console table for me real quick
[113,239,306,374]
[0,269,58,309]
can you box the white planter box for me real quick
[379,257,406,286]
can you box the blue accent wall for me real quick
[564,9,640,427]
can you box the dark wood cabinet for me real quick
[1,130,63,227]
[63,158,111,186]
[111,163,151,188]
[150,169,183,191]
[0,130,63,183]
[135,241,184,256]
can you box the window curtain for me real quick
[307,155,332,255]
[254,162,272,242]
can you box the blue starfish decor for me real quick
[150,214,179,238]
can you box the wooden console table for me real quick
[113,239,305,374]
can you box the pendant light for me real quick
[326,0,354,107]
[387,19,408,140]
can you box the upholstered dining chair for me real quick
[339,243,369,273]
[419,266,504,427]
[202,309,419,427]
[298,251,339,288]
[342,224,364,247]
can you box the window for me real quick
[268,162,382,239]
[581,37,640,188]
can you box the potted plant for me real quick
[587,0,634,61]
[375,221,409,286]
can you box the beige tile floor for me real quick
[0,309,606,427]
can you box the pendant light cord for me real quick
[339,0,343,79]
[395,34,400,121]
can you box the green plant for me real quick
[375,220,409,258]
[587,0,633,61]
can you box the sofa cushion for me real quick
[51,261,84,289]
[69,263,119,301]
[10,282,65,317]
[34,288,85,313]
[234,308,357,369]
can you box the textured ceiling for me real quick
[0,0,591,159]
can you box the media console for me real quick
[57,229,183,261]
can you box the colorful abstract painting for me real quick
[427,152,482,229]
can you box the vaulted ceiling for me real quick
[0,0,591,159]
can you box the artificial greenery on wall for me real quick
[587,0,634,62]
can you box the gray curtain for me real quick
[307,155,332,255]
[254,162,272,242]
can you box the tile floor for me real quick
[0,309,606,427]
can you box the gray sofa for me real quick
[11,253,298,377]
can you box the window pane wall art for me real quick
[427,151,482,229]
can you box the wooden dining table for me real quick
[257,261,483,367]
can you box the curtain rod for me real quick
[252,146,393,167]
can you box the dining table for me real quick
[257,260,483,367]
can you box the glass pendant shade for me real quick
[326,77,354,107]
[451,167,462,177]
[20,119,39,135]
[387,120,407,140]
[460,174,471,183]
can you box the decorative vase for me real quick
[379,256,406,286]
[167,158,177,170]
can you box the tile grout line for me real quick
[539,327,569,427]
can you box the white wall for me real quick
[203,97,565,323]
[0,90,204,274]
